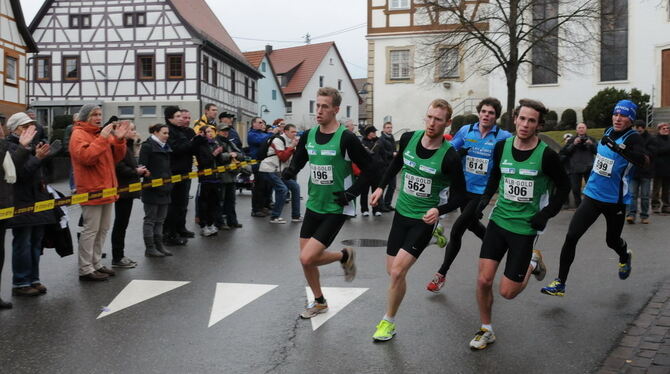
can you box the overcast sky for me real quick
[19,0,368,78]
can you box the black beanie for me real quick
[164,106,180,124]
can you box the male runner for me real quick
[282,87,373,319]
[470,99,569,350]
[426,97,512,292]
[541,100,648,297]
[368,99,466,341]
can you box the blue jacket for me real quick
[247,129,272,160]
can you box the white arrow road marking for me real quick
[208,283,278,328]
[306,287,369,331]
[97,280,190,319]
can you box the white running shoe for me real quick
[469,328,496,350]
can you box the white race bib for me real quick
[593,154,614,177]
[310,164,334,185]
[465,156,489,175]
[503,177,534,203]
[403,173,432,198]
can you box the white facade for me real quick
[256,55,285,123]
[284,46,360,130]
[0,0,34,117]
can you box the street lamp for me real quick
[358,82,372,95]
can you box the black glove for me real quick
[530,211,549,231]
[458,147,470,158]
[281,168,297,180]
[333,191,356,207]
[600,136,622,153]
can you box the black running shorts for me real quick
[479,220,536,283]
[386,212,434,258]
[299,208,348,247]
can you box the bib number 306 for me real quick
[503,178,534,203]
[404,173,432,198]
[310,164,334,185]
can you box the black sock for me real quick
[340,249,349,264]
[315,295,325,304]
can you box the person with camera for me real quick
[560,123,596,208]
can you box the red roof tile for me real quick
[266,42,334,96]
[242,51,266,69]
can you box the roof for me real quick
[8,0,38,52]
[263,42,362,103]
[242,51,288,106]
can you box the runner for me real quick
[541,100,649,297]
[281,87,373,319]
[426,97,512,293]
[469,99,569,350]
[368,99,466,342]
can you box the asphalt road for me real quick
[1,177,669,374]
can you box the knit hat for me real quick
[6,112,35,132]
[363,126,378,136]
[164,105,180,124]
[613,100,637,122]
[78,104,101,124]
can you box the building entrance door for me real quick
[663,49,670,107]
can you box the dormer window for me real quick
[123,12,147,27]
[69,14,91,29]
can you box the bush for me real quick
[541,120,557,132]
[560,109,577,130]
[583,87,650,128]
[450,115,466,134]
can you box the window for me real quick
[309,100,315,114]
[338,79,342,91]
[272,89,277,101]
[212,61,218,85]
[136,54,155,80]
[123,12,146,27]
[319,76,324,87]
[140,106,156,116]
[251,81,256,102]
[231,70,236,94]
[167,54,184,79]
[4,56,17,85]
[35,56,51,81]
[261,62,266,72]
[286,101,293,114]
[346,106,352,118]
[531,0,559,84]
[118,106,134,117]
[62,56,80,80]
[437,47,460,79]
[390,0,410,10]
[244,77,249,98]
[69,14,91,29]
[389,49,411,80]
[202,56,209,83]
[601,0,628,81]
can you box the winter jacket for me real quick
[216,135,245,184]
[0,139,30,209]
[167,123,195,174]
[115,138,142,200]
[247,128,272,160]
[69,121,127,205]
[192,135,224,183]
[633,131,654,179]
[139,137,172,205]
[259,134,294,173]
[6,135,57,228]
[379,132,396,164]
[559,135,597,174]
[193,115,216,135]
[650,134,670,177]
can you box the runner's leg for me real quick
[557,197,602,282]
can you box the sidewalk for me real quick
[599,279,670,373]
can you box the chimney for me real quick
[265,45,273,55]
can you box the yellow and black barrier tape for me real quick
[0,160,259,221]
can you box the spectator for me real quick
[359,126,385,216]
[192,126,223,236]
[248,117,275,217]
[626,120,654,224]
[194,103,218,134]
[560,123,596,207]
[70,104,129,281]
[218,112,242,149]
[273,118,287,134]
[64,113,79,193]
[344,120,357,136]
[111,122,148,268]
[140,124,173,257]
[163,106,194,246]
[650,122,670,214]
[3,114,40,299]
[215,125,244,229]
[259,123,301,223]
[379,121,397,211]
[24,109,48,146]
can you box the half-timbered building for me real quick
[27,0,261,134]
[0,0,37,119]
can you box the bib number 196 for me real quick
[310,164,334,185]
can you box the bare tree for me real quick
[418,0,601,128]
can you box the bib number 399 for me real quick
[503,178,534,203]
[593,154,614,178]
[310,164,334,185]
[403,173,432,198]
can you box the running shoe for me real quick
[374,211,382,217]
[619,250,632,280]
[300,300,328,319]
[112,257,137,269]
[291,216,303,222]
[341,247,356,282]
[541,278,566,296]
[372,319,396,342]
[269,217,287,224]
[433,226,447,248]
[531,249,547,281]
[426,273,446,293]
[362,211,370,217]
[469,328,495,350]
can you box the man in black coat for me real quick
[379,121,397,212]
[360,126,386,216]
[163,107,195,245]
[559,122,596,207]
[626,120,654,223]
[650,123,670,214]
